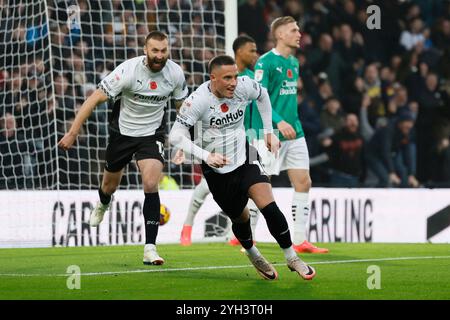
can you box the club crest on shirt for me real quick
[179,100,192,115]
[255,69,264,82]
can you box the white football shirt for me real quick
[98,56,188,137]
[175,76,265,173]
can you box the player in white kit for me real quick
[169,55,316,280]
[58,31,188,265]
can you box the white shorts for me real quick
[252,137,310,176]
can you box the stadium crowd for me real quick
[239,0,450,188]
[0,0,449,189]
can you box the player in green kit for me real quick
[179,35,262,246]
[254,16,328,253]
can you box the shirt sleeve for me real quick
[255,87,273,134]
[169,93,210,162]
[254,59,284,124]
[239,76,262,101]
[174,93,202,128]
[254,59,270,89]
[238,76,273,133]
[98,61,131,100]
[172,66,189,101]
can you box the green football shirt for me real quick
[254,49,304,141]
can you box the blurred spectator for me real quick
[282,0,303,22]
[2,0,450,189]
[238,0,269,53]
[431,18,450,51]
[429,136,450,187]
[363,63,394,128]
[54,73,76,121]
[298,91,321,157]
[400,18,427,51]
[325,113,365,187]
[387,84,418,120]
[1,69,22,115]
[335,23,365,77]
[415,72,449,181]
[0,113,35,189]
[83,82,108,139]
[57,118,90,189]
[366,113,419,188]
[341,76,364,115]
[309,72,334,110]
[307,33,345,97]
[320,97,344,134]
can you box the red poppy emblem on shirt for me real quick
[115,74,120,81]
[220,103,229,112]
[150,81,158,90]
[287,69,293,78]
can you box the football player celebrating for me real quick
[58,31,188,265]
[170,55,316,280]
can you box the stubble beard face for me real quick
[147,55,168,72]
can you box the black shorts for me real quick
[104,128,165,172]
[201,145,269,219]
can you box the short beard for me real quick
[147,56,167,72]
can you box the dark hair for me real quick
[208,55,235,73]
[145,30,168,43]
[232,35,256,53]
[397,111,415,123]
[325,96,339,104]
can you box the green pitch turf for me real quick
[0,243,449,300]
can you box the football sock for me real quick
[292,192,309,244]
[260,201,292,249]
[248,199,260,239]
[143,192,160,245]
[245,245,261,259]
[231,218,254,249]
[282,246,297,260]
[184,178,210,226]
[98,187,111,205]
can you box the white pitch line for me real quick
[1,255,449,278]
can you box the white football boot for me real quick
[89,195,113,227]
[143,244,165,265]
[246,253,278,280]
[287,256,316,280]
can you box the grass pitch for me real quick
[0,243,449,300]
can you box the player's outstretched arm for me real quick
[58,89,108,150]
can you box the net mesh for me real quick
[0,0,226,190]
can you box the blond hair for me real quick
[271,16,296,43]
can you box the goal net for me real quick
[0,0,228,191]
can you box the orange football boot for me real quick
[228,236,241,246]
[180,225,192,246]
[293,240,329,253]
